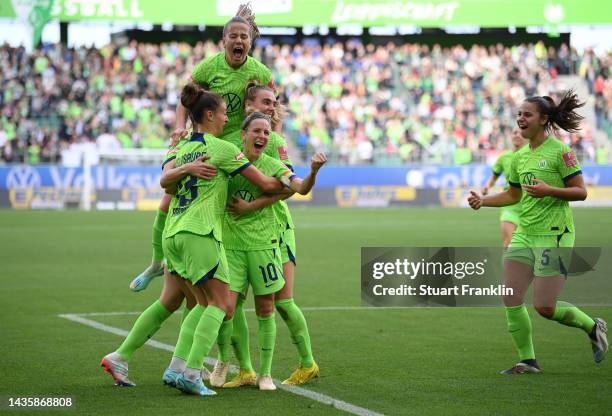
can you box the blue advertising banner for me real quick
[2,165,612,190]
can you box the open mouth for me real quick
[254,142,265,150]
[232,47,244,60]
[518,122,528,129]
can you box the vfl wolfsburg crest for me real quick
[538,160,547,168]
[11,0,54,49]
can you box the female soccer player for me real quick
[482,128,528,247]
[101,130,216,387]
[216,84,319,387]
[130,4,272,291]
[468,90,608,374]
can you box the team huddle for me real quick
[101,5,323,395]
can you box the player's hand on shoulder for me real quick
[523,178,550,198]
[171,128,188,145]
[311,153,327,171]
[468,190,483,210]
[185,155,217,180]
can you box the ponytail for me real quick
[525,89,585,133]
[180,83,224,125]
[222,3,259,46]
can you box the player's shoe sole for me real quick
[101,356,136,387]
[130,263,164,292]
[591,317,608,363]
[282,362,320,385]
[500,362,541,375]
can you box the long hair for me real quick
[525,89,585,134]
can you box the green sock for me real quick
[551,301,596,333]
[257,314,276,376]
[152,209,167,263]
[180,306,191,325]
[173,305,205,360]
[505,304,535,361]
[276,298,314,367]
[117,300,172,361]
[231,297,254,371]
[186,306,226,369]
[217,318,234,363]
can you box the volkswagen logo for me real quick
[6,165,42,189]
[521,172,536,186]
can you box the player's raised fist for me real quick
[311,153,327,171]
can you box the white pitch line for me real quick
[63,306,410,317]
[58,313,383,416]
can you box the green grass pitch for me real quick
[1,208,611,415]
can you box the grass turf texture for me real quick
[1,208,611,415]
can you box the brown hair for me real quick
[525,90,585,133]
[180,83,224,125]
[241,111,271,131]
[223,3,259,45]
[244,80,284,129]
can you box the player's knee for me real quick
[256,303,275,317]
[535,305,555,319]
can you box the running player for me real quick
[130,4,272,291]
[482,128,528,247]
[468,90,608,374]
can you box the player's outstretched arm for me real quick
[160,156,217,192]
[523,175,587,201]
[468,187,521,210]
[286,153,327,195]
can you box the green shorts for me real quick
[500,204,520,226]
[163,232,229,285]
[279,227,297,265]
[227,248,285,296]
[504,230,574,277]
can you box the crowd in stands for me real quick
[0,39,609,166]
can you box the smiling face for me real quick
[242,118,271,160]
[248,89,277,117]
[517,101,547,140]
[223,22,251,68]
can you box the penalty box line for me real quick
[58,313,383,416]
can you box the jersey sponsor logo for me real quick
[235,152,245,160]
[235,189,254,202]
[520,172,536,186]
[6,165,42,189]
[563,152,577,167]
[223,92,242,114]
[538,160,547,168]
[278,146,289,160]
